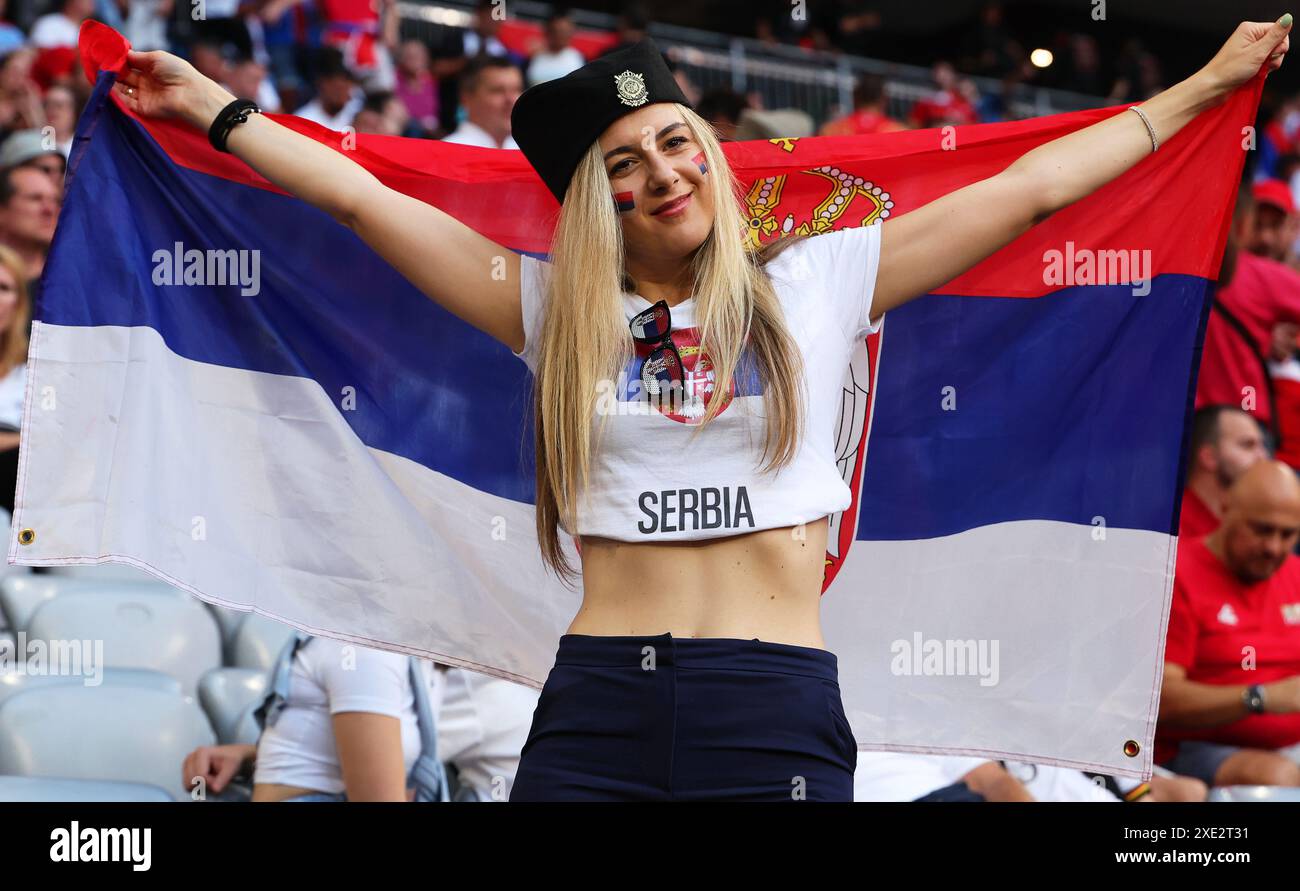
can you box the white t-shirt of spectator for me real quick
[527,47,585,87]
[0,362,25,430]
[1002,762,1120,802]
[29,13,81,48]
[293,90,364,131]
[442,121,519,149]
[252,637,421,795]
[853,752,992,801]
[462,32,509,59]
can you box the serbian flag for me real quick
[10,23,1259,778]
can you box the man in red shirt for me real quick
[819,74,906,137]
[1196,186,1300,430]
[1180,406,1269,539]
[1158,461,1300,786]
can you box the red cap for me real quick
[1253,178,1296,215]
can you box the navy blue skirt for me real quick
[509,632,857,801]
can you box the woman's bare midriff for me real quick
[569,516,830,650]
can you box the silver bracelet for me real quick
[1129,105,1159,153]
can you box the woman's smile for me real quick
[652,192,693,218]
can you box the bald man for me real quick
[1180,406,1269,539]
[1157,461,1300,787]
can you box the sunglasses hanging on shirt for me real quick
[628,299,686,411]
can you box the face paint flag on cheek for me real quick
[614,191,635,212]
[692,151,708,175]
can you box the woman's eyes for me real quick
[610,137,692,175]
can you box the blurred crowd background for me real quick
[0,0,1299,803]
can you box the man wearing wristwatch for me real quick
[1157,460,1300,788]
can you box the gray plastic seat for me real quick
[26,590,221,695]
[1208,785,1300,802]
[230,614,297,671]
[197,667,268,744]
[0,667,183,708]
[45,563,162,583]
[207,604,249,652]
[0,685,215,800]
[0,775,174,802]
[0,575,188,633]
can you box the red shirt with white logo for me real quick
[1157,537,1300,763]
[1178,487,1220,540]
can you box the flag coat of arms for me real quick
[10,24,1260,777]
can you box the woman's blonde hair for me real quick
[0,245,30,377]
[530,103,809,583]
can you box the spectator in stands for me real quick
[0,129,67,189]
[909,62,979,128]
[0,48,44,140]
[1270,322,1300,472]
[1181,406,1270,539]
[1109,38,1163,103]
[394,39,440,137]
[527,8,584,88]
[1248,178,1295,263]
[319,0,397,91]
[461,0,526,66]
[0,0,24,57]
[182,637,435,801]
[351,90,409,136]
[224,54,282,114]
[188,39,230,88]
[0,164,59,291]
[293,49,364,131]
[598,1,652,58]
[189,0,254,59]
[819,73,905,137]
[442,55,521,150]
[855,752,1032,801]
[254,0,319,113]
[0,244,26,514]
[1197,185,1300,436]
[42,84,77,158]
[1158,460,1300,787]
[695,88,750,142]
[121,0,172,52]
[30,0,94,48]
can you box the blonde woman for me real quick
[0,244,29,515]
[113,21,1290,801]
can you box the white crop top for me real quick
[513,222,885,542]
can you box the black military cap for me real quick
[511,37,692,203]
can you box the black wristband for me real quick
[208,98,261,154]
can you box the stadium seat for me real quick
[197,667,268,744]
[0,685,215,800]
[46,562,164,583]
[0,667,183,709]
[0,575,189,633]
[230,613,296,671]
[206,603,249,653]
[0,775,174,802]
[25,590,221,695]
[1207,785,1300,802]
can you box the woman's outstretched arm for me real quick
[111,52,529,354]
[873,16,1293,318]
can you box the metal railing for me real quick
[395,0,1109,128]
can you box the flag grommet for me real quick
[1123,739,1141,758]
[17,528,35,545]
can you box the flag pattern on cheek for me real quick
[693,151,708,175]
[614,191,635,212]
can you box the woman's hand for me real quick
[112,49,237,132]
[182,743,256,796]
[1197,15,1292,100]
